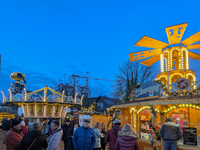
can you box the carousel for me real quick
[108,23,200,150]
[1,72,83,125]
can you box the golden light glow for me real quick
[160,54,164,72]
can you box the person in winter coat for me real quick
[20,121,28,135]
[2,118,10,144]
[6,119,24,150]
[100,123,106,150]
[44,116,53,137]
[61,119,71,150]
[105,119,122,150]
[73,119,96,150]
[93,122,103,150]
[17,122,48,150]
[46,120,63,150]
[66,124,79,150]
[115,124,139,150]
[160,117,183,150]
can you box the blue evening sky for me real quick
[1,0,200,99]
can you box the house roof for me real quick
[88,97,98,105]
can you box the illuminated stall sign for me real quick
[135,82,161,99]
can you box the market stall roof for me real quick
[107,95,200,110]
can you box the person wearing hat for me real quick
[105,119,122,150]
[73,119,96,150]
[61,119,71,150]
[6,119,24,150]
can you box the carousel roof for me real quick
[2,87,82,105]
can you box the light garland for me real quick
[8,89,12,102]
[53,106,55,117]
[137,106,151,114]
[22,105,25,117]
[165,104,200,113]
[130,107,136,113]
[186,73,196,82]
[44,88,46,102]
[62,91,64,103]
[81,95,84,106]
[27,105,29,117]
[24,88,27,101]
[44,105,46,117]
[1,91,5,102]
[34,104,37,117]
[60,106,63,117]
[160,54,164,72]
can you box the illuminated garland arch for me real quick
[137,106,160,114]
[164,104,200,113]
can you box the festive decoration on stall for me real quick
[128,84,141,101]
[165,104,200,113]
[154,79,200,96]
[149,106,159,150]
[129,90,135,101]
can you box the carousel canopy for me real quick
[2,87,82,105]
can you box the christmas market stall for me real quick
[108,23,200,150]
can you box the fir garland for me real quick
[149,106,159,150]
[154,79,200,96]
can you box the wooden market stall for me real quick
[107,23,200,150]
[108,95,200,150]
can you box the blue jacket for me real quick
[73,126,96,150]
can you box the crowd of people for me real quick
[1,117,140,150]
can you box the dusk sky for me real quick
[1,0,200,99]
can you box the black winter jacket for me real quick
[67,127,75,150]
[17,130,48,150]
[61,124,71,142]
[2,120,10,131]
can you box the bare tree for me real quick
[112,60,157,102]
[52,74,79,97]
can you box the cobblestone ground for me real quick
[0,130,65,150]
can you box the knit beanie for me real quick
[11,119,21,127]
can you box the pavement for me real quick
[0,130,65,150]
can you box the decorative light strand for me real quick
[34,104,37,117]
[53,106,55,117]
[27,105,29,117]
[44,88,46,102]
[160,54,164,72]
[61,91,64,103]
[22,105,25,117]
[1,91,5,102]
[165,104,200,113]
[8,89,12,102]
[24,88,27,101]
[44,105,46,117]
[80,95,84,106]
[60,106,63,117]
[130,108,136,113]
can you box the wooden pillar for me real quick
[9,103,11,113]
[136,112,141,138]
[160,105,166,150]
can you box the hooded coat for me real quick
[17,130,48,150]
[6,128,24,150]
[93,128,102,148]
[105,125,122,150]
[115,130,139,150]
[46,127,63,150]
